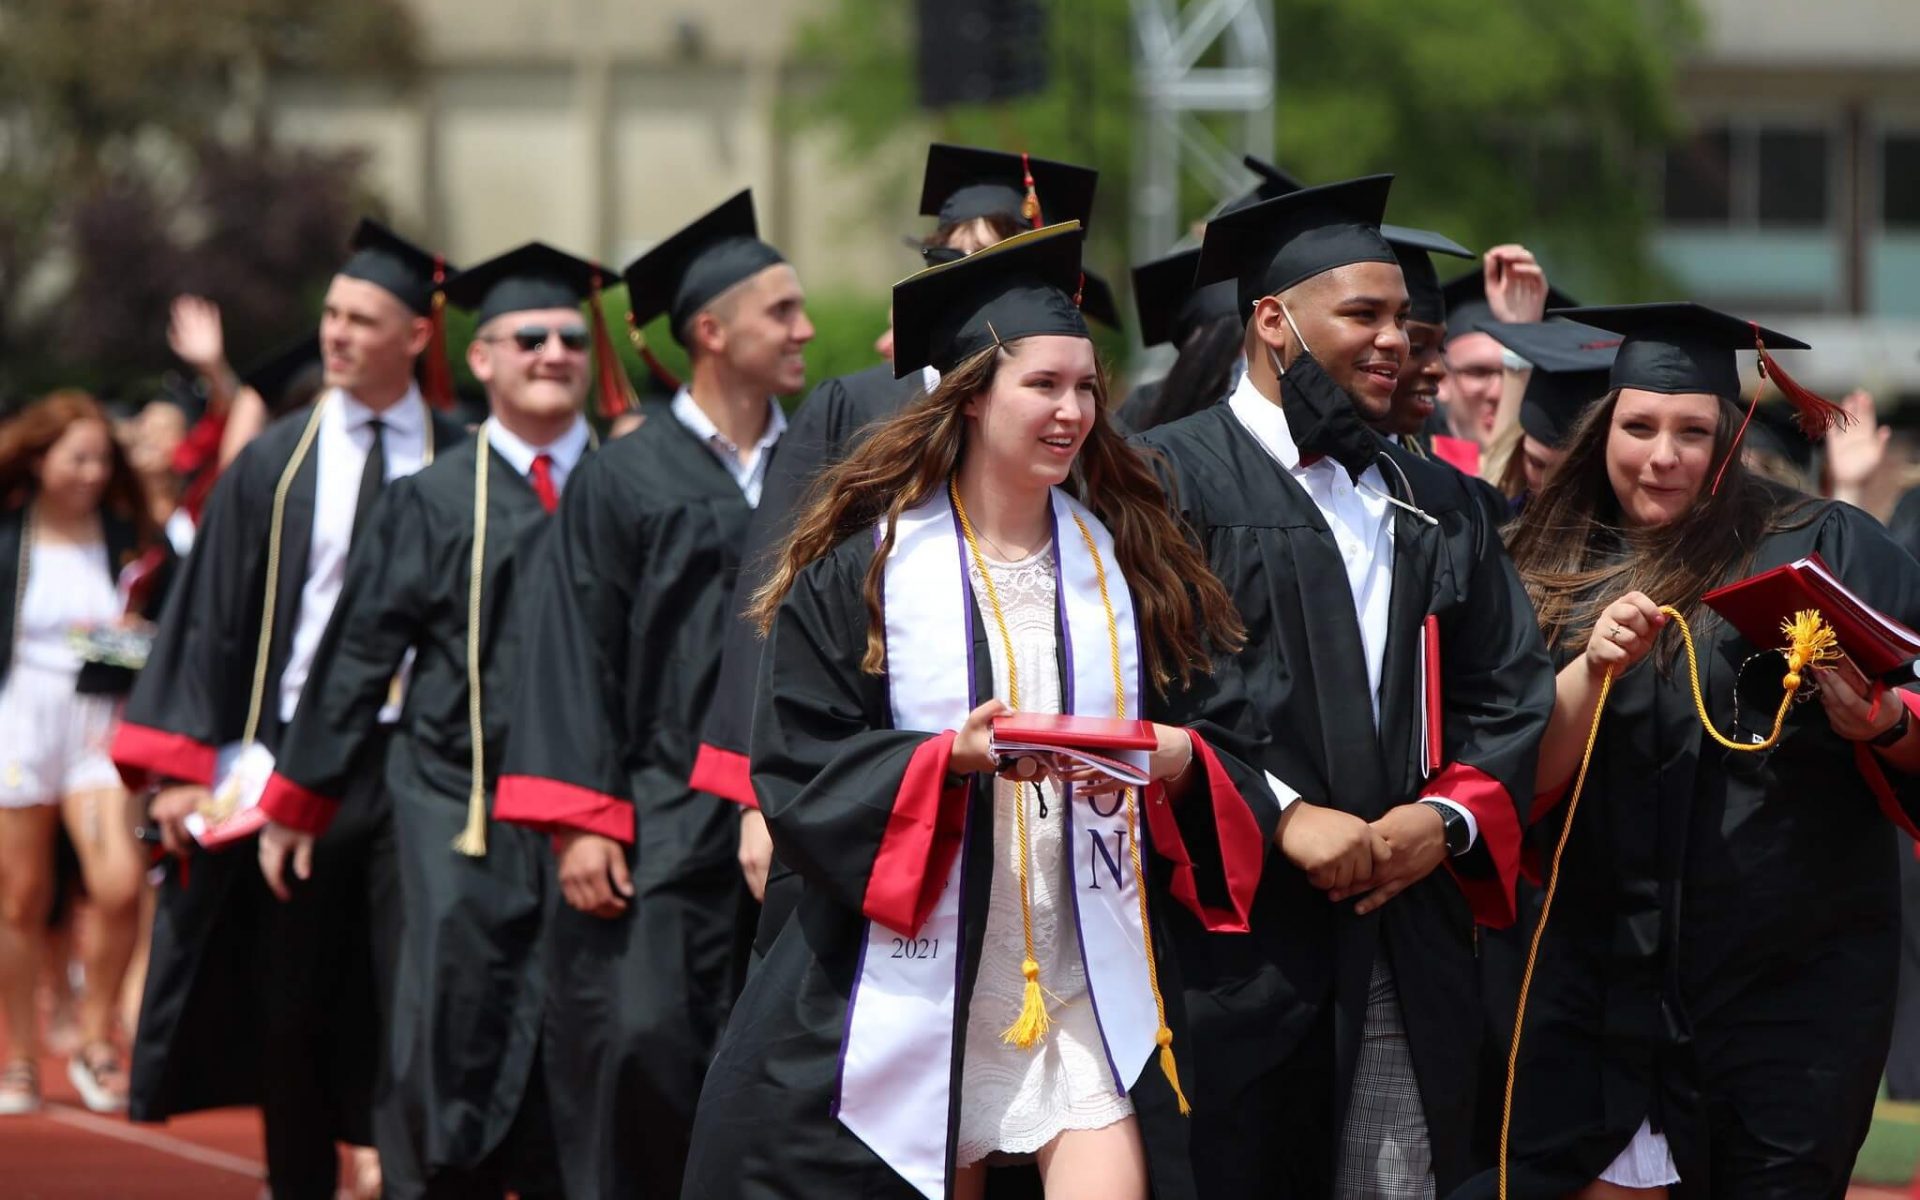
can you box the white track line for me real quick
[40,1103,264,1178]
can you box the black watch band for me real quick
[1870,703,1912,749]
[1420,799,1471,857]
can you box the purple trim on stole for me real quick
[1050,500,1129,1096]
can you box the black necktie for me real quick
[350,418,386,548]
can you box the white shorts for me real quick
[0,665,123,808]
[1597,1118,1681,1188]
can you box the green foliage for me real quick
[788,0,1698,316]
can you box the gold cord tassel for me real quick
[452,421,495,858]
[1662,605,1837,753]
[1005,957,1052,1048]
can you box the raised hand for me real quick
[167,294,228,374]
[1483,245,1550,324]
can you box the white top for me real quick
[278,387,431,724]
[14,540,119,676]
[670,389,787,508]
[486,416,590,497]
[1225,373,1477,848]
[956,542,1133,1166]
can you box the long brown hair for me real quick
[753,341,1246,693]
[0,390,155,544]
[1507,388,1813,655]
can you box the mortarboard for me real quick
[919,144,1100,232]
[1196,175,1398,315]
[447,241,638,419]
[337,217,458,409]
[1131,248,1238,348]
[623,190,788,346]
[1440,267,1579,344]
[1382,224,1474,326]
[1220,154,1306,215]
[891,221,1090,378]
[1477,318,1618,450]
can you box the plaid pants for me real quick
[1334,955,1436,1199]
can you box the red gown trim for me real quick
[494,774,635,844]
[862,731,966,938]
[1429,761,1522,929]
[689,742,757,809]
[1852,689,1920,842]
[257,772,340,835]
[110,722,217,790]
[1141,732,1263,933]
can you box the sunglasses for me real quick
[484,324,591,353]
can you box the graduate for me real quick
[1432,254,1564,462]
[110,219,466,1200]
[490,191,807,1199]
[1132,177,1555,1198]
[1465,303,1920,1199]
[690,144,1100,910]
[1113,247,1243,434]
[248,242,619,1199]
[1374,225,1486,482]
[1472,318,1617,507]
[682,221,1278,1200]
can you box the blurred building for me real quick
[1659,0,1920,401]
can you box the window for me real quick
[1886,133,1920,229]
[1664,126,1733,223]
[1756,130,1829,226]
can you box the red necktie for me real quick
[528,453,558,514]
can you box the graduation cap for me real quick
[624,190,788,350]
[445,241,638,419]
[1477,319,1618,450]
[1197,175,1397,315]
[240,334,323,413]
[1079,269,1121,331]
[891,221,1090,378]
[1550,301,1847,490]
[1440,267,1579,344]
[919,144,1099,232]
[337,217,458,410]
[1382,224,1474,326]
[1219,154,1307,215]
[1131,247,1238,349]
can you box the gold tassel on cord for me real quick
[1005,957,1052,1048]
[451,419,496,859]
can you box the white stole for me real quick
[834,487,1154,1200]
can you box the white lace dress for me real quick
[955,542,1134,1167]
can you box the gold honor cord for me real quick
[452,424,493,857]
[1498,605,1839,1198]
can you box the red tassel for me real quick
[1020,151,1041,228]
[1074,271,1085,308]
[625,312,681,394]
[1752,322,1849,438]
[588,275,639,420]
[420,255,456,411]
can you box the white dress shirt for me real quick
[1225,374,1477,848]
[486,415,590,498]
[278,387,431,724]
[671,389,787,508]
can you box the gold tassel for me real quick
[452,787,489,857]
[1782,608,1841,682]
[1156,1025,1191,1115]
[1003,957,1052,1048]
[451,418,494,859]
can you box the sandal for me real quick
[0,1058,40,1115]
[67,1042,127,1114]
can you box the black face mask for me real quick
[1273,342,1382,482]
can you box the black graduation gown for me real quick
[254,438,561,1182]
[494,413,761,1200]
[691,363,927,810]
[0,504,177,696]
[113,403,466,1125]
[1462,498,1920,1199]
[1133,404,1554,1195]
[680,533,1281,1200]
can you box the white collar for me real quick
[1225,371,1302,472]
[671,387,787,452]
[485,415,589,476]
[331,384,427,436]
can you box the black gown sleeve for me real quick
[111,440,275,788]
[257,480,431,833]
[494,449,647,842]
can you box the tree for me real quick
[0,0,420,404]
[786,0,1697,323]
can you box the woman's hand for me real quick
[1583,591,1665,678]
[1812,666,1907,743]
[950,698,1012,775]
[1048,724,1194,796]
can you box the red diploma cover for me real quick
[990,714,1157,788]
[1704,552,1920,681]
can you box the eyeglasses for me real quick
[481,325,591,353]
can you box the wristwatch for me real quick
[1419,799,1471,857]
[1869,703,1912,749]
